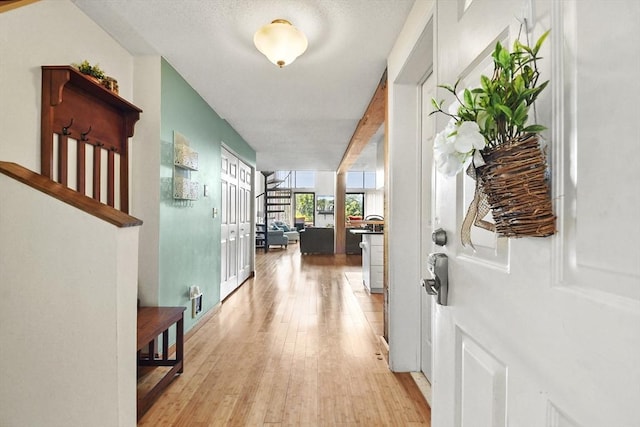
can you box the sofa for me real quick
[266,229,288,248]
[299,227,334,254]
[272,221,299,243]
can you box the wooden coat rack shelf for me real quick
[41,65,142,213]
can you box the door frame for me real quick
[387,3,435,372]
[419,71,436,393]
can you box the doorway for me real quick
[419,73,435,388]
[386,14,435,379]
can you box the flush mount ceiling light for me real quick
[253,19,308,68]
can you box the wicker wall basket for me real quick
[476,135,556,238]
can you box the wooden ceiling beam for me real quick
[337,70,387,174]
[0,0,39,14]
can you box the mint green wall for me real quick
[160,59,255,332]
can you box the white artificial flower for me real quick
[433,119,485,177]
[454,121,486,153]
[434,121,467,176]
[433,124,455,153]
[442,118,457,139]
[435,150,467,176]
[433,119,456,150]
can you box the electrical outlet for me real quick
[189,285,201,299]
[189,285,203,318]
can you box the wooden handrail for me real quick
[0,0,39,14]
[0,161,142,228]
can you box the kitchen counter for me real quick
[349,229,384,235]
[355,232,384,293]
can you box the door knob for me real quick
[432,228,447,246]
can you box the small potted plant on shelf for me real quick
[72,60,105,82]
[430,27,555,247]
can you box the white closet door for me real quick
[237,160,252,284]
[220,147,238,300]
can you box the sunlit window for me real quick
[294,192,315,224]
[346,193,364,217]
[347,171,376,189]
[294,171,315,188]
[275,170,316,188]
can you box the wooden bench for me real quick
[136,306,185,420]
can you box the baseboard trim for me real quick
[184,302,221,343]
[410,371,432,407]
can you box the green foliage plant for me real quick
[431,29,550,149]
[72,60,106,80]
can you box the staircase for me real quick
[257,171,292,252]
[0,162,142,427]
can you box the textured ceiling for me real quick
[71,0,415,171]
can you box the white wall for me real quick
[0,1,141,425]
[132,56,162,306]
[364,189,384,217]
[0,0,134,172]
[0,174,139,427]
[386,0,435,371]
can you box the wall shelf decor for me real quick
[173,131,199,201]
[40,65,142,213]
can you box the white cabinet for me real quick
[360,233,383,293]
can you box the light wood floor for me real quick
[138,246,431,426]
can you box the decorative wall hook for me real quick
[62,118,74,135]
[80,125,92,141]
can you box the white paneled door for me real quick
[428,1,640,426]
[220,147,238,300]
[221,147,254,301]
[237,160,252,285]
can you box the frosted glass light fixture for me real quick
[253,19,308,68]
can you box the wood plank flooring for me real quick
[138,246,431,426]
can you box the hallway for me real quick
[138,247,431,426]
